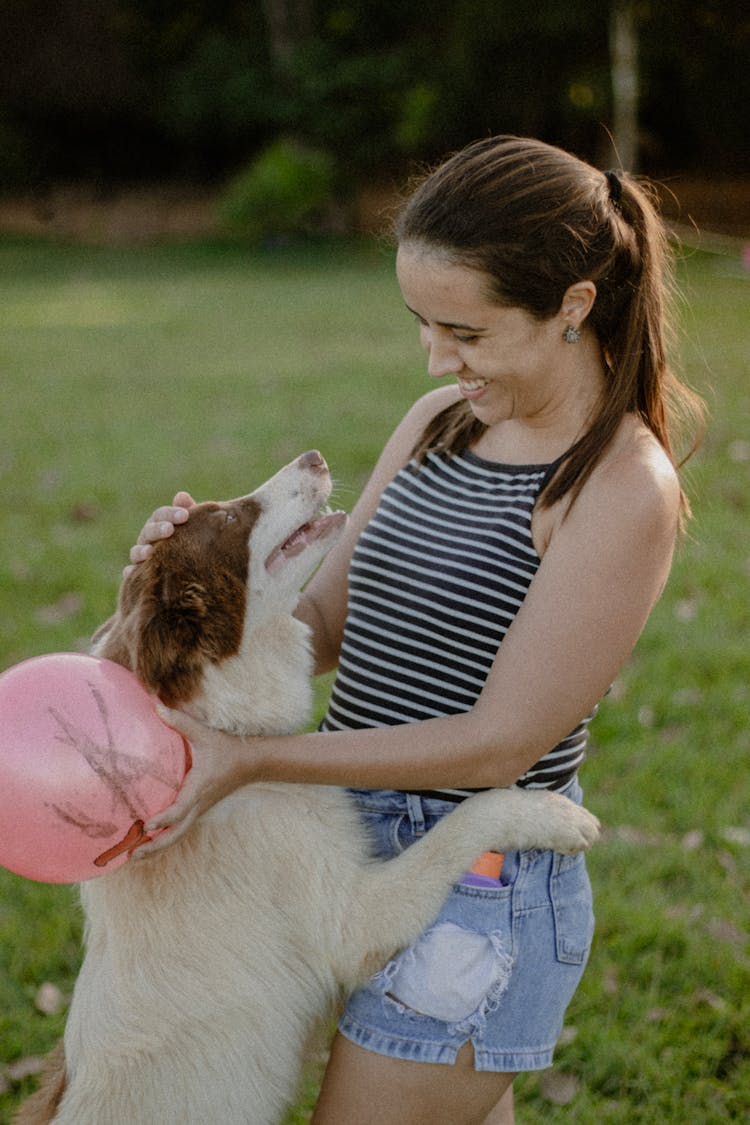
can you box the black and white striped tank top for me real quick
[320,449,594,791]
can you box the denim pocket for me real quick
[550,851,595,965]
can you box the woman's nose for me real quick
[425,333,464,379]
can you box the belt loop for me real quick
[405,793,426,836]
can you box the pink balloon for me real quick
[0,653,189,883]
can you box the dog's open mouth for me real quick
[265,509,347,573]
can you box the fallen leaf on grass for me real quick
[603,967,619,995]
[694,989,729,1012]
[5,1056,46,1083]
[673,599,698,622]
[728,439,750,462]
[722,826,750,846]
[606,825,670,846]
[69,501,100,523]
[706,917,746,946]
[35,592,83,625]
[35,981,65,1016]
[540,1068,579,1105]
[672,686,703,706]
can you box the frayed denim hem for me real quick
[338,1011,557,1072]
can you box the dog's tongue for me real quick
[265,511,346,573]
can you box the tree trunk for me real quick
[261,0,315,72]
[609,0,639,171]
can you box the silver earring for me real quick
[563,324,581,344]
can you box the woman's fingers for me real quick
[142,705,241,829]
[135,508,189,546]
[143,771,201,835]
[127,498,194,569]
[132,806,201,859]
[155,702,202,742]
[128,542,154,565]
[128,704,257,862]
[172,491,195,509]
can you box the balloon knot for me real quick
[94,819,148,867]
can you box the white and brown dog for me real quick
[18,451,599,1125]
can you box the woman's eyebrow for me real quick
[404,302,486,333]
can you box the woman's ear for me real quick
[560,280,597,328]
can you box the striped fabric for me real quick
[320,450,593,791]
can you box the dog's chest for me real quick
[185,616,314,735]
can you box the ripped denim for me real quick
[339,782,594,1072]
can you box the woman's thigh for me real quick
[311,1031,516,1125]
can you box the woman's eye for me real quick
[411,313,478,345]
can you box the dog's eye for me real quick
[224,511,238,524]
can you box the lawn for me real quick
[0,234,748,1123]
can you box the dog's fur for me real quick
[17,451,599,1125]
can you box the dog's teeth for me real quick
[265,508,347,573]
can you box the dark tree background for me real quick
[0,0,747,190]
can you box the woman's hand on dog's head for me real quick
[124,492,195,576]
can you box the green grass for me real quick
[0,234,748,1123]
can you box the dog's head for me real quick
[98,451,347,707]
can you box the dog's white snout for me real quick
[298,450,327,473]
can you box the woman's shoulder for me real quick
[537,415,680,556]
[581,414,682,540]
[599,415,679,500]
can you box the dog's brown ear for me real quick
[94,567,150,673]
[134,574,212,705]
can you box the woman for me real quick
[129,136,702,1125]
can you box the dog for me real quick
[17,450,599,1124]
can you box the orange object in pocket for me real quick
[468,851,504,880]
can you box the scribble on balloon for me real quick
[46,804,119,840]
[44,679,178,833]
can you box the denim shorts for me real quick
[339,779,594,1072]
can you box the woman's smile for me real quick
[456,376,490,399]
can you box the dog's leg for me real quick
[12,1041,67,1125]
[339,787,599,983]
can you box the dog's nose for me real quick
[298,450,326,472]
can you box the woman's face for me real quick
[396,244,588,428]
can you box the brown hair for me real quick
[396,135,704,520]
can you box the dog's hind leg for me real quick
[12,1041,67,1125]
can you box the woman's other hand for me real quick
[131,705,261,858]
[124,491,195,575]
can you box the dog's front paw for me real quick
[528,792,601,854]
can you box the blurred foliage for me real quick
[218,138,336,240]
[0,0,747,189]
